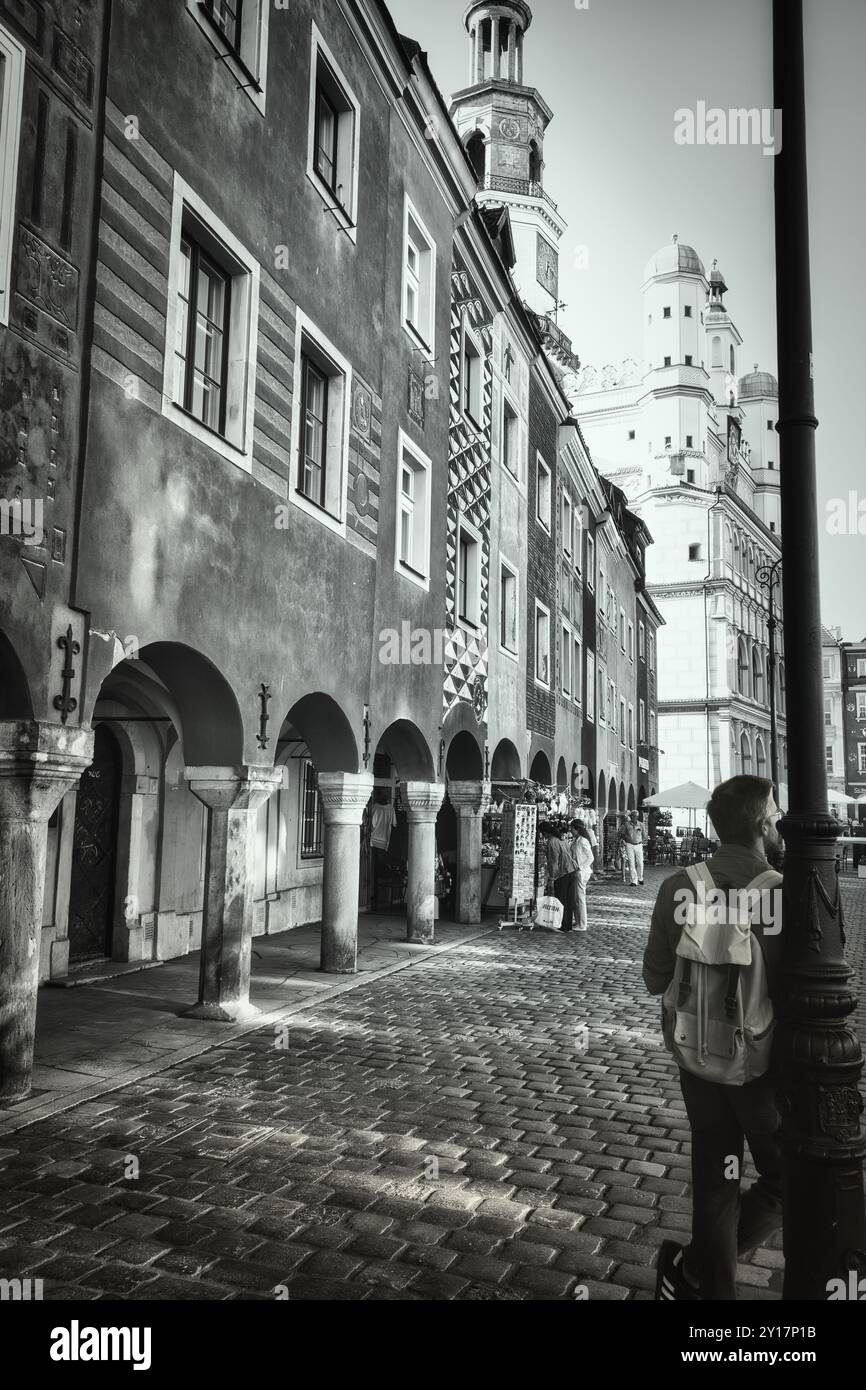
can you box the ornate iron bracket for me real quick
[256,683,271,751]
[53,625,80,725]
[362,704,371,769]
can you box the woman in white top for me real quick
[569,820,595,933]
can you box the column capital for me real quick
[184,765,282,814]
[448,779,487,815]
[0,720,94,821]
[318,771,374,825]
[400,780,445,823]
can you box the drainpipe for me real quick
[702,485,724,801]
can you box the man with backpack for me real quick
[642,775,785,1300]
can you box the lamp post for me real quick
[756,557,782,802]
[773,0,866,1299]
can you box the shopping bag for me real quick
[533,895,564,931]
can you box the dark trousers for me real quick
[679,1068,783,1299]
[555,872,578,931]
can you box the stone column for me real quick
[491,16,501,79]
[401,781,445,944]
[517,31,524,84]
[184,766,282,1023]
[114,774,159,963]
[448,780,486,924]
[475,20,485,83]
[507,21,516,81]
[318,771,373,975]
[0,721,94,1103]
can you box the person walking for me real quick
[542,822,579,932]
[642,775,785,1301]
[569,819,595,932]
[622,811,645,886]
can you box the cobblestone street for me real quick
[2,867,865,1302]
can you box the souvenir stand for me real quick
[481,781,600,926]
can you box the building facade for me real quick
[841,637,866,811]
[822,625,846,801]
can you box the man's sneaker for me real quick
[655,1240,701,1301]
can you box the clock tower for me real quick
[450,2,567,317]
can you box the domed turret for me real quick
[643,235,706,284]
[739,364,778,399]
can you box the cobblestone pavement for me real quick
[1,867,865,1302]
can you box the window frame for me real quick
[639,698,646,742]
[534,599,551,690]
[857,693,866,721]
[307,25,361,239]
[498,555,519,661]
[299,758,324,860]
[461,321,484,429]
[859,743,866,775]
[536,453,552,533]
[187,0,269,113]
[0,22,24,328]
[162,173,261,472]
[395,430,432,589]
[586,532,595,589]
[586,648,595,721]
[456,514,483,633]
[628,620,634,663]
[638,620,646,661]
[562,491,573,560]
[573,633,582,707]
[561,621,571,698]
[402,194,437,360]
[619,607,626,653]
[289,307,352,535]
[628,702,634,750]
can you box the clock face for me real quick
[499,116,521,140]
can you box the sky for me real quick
[388,0,866,641]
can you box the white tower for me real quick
[739,366,781,536]
[703,260,744,409]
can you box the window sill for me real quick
[306,168,358,242]
[189,2,266,113]
[403,319,434,363]
[498,643,519,665]
[162,397,252,473]
[396,559,430,592]
[291,486,346,537]
[197,6,263,91]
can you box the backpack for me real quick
[661,862,781,1085]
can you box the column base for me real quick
[0,1083,32,1107]
[182,1000,261,1024]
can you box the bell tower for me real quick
[450,2,568,317]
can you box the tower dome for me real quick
[643,235,706,283]
[463,1,533,86]
[739,364,778,399]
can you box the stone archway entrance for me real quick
[67,724,122,963]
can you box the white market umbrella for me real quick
[643,781,713,810]
[827,788,855,807]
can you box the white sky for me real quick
[388,0,866,641]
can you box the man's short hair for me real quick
[706,776,773,847]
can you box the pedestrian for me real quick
[569,819,595,932]
[622,811,645,886]
[642,775,785,1301]
[542,822,579,932]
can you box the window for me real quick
[562,493,573,558]
[189,0,270,110]
[586,532,595,588]
[688,543,702,561]
[499,559,518,656]
[597,664,606,725]
[174,233,231,435]
[573,635,582,706]
[457,521,481,629]
[649,709,656,746]
[685,355,693,366]
[858,693,866,720]
[461,327,483,426]
[396,432,431,586]
[741,734,753,774]
[858,659,866,678]
[686,468,695,484]
[638,621,646,660]
[627,621,634,662]
[769,521,776,532]
[824,697,833,727]
[628,430,635,441]
[586,650,595,720]
[607,584,615,628]
[574,504,584,575]
[859,744,866,775]
[403,197,436,356]
[826,745,834,774]
[639,698,646,741]
[300,760,324,859]
[663,306,671,319]
[502,397,521,478]
[738,639,750,696]
[619,608,626,652]
[535,601,551,687]
[767,419,774,431]
[598,564,606,621]
[752,649,764,703]
[561,624,571,697]
[608,680,616,731]
[536,455,551,531]
[664,436,672,449]
[663,356,672,368]
[619,698,626,745]
[685,305,692,318]
[163,174,260,469]
[628,703,634,749]
[686,435,693,449]
[290,311,351,531]
[648,631,655,671]
[823,657,832,679]
[307,33,361,232]
[0,23,24,328]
